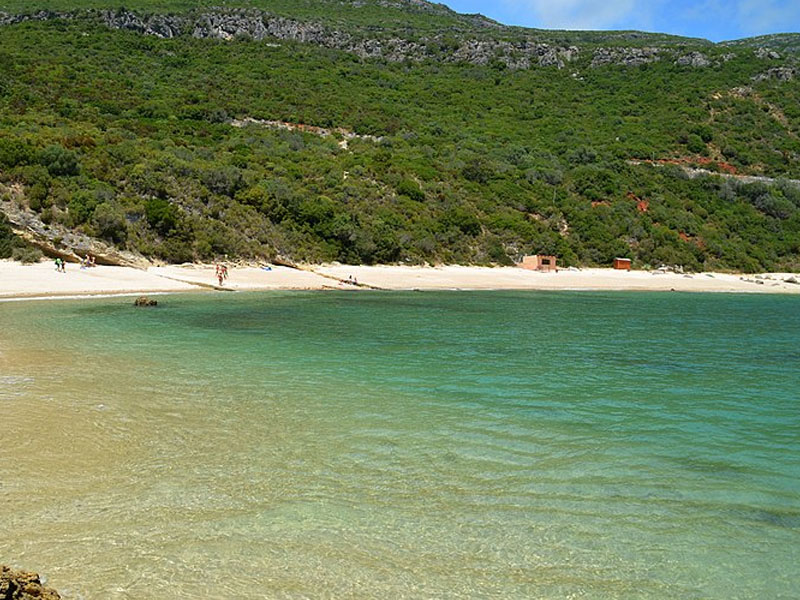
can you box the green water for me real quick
[1,291,799,599]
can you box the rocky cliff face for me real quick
[0,7,794,72]
[0,189,151,267]
[1,8,578,70]
[591,46,662,67]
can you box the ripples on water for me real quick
[1,291,799,599]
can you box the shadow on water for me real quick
[744,507,800,530]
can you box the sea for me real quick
[1,291,798,599]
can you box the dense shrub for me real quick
[39,145,80,177]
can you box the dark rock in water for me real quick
[0,565,61,600]
[134,295,158,307]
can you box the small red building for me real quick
[520,255,557,272]
[613,257,632,271]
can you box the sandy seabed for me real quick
[1,260,798,301]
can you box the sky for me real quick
[440,0,800,42]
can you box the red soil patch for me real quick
[627,192,649,212]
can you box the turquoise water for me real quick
[1,291,799,599]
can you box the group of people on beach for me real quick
[215,263,229,286]
[54,254,97,273]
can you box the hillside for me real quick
[1,0,799,271]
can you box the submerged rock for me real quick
[0,566,61,600]
[134,295,158,306]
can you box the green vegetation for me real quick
[0,214,41,262]
[0,2,799,270]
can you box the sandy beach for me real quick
[1,260,799,300]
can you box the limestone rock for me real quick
[676,51,711,67]
[0,8,577,70]
[0,565,61,600]
[754,47,781,60]
[0,194,151,268]
[591,47,662,68]
[752,67,797,82]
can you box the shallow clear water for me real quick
[1,291,799,599]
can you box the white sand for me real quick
[149,264,336,290]
[0,261,197,300]
[316,265,800,294]
[1,260,798,301]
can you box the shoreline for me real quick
[1,260,799,302]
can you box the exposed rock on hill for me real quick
[676,51,711,67]
[1,8,578,70]
[0,565,61,600]
[752,66,797,81]
[591,46,662,67]
[0,194,151,268]
[754,47,781,60]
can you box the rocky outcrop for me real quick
[754,47,781,60]
[675,51,711,67]
[752,66,797,81]
[0,194,151,268]
[0,565,61,600]
[591,46,662,67]
[0,10,71,26]
[447,39,578,69]
[0,8,576,70]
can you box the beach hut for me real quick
[520,255,557,272]
[613,257,632,271]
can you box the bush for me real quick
[11,245,43,264]
[145,197,179,235]
[396,178,425,202]
[67,191,99,226]
[0,138,35,168]
[39,145,80,176]
[686,134,706,155]
[92,202,128,243]
[0,215,16,258]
